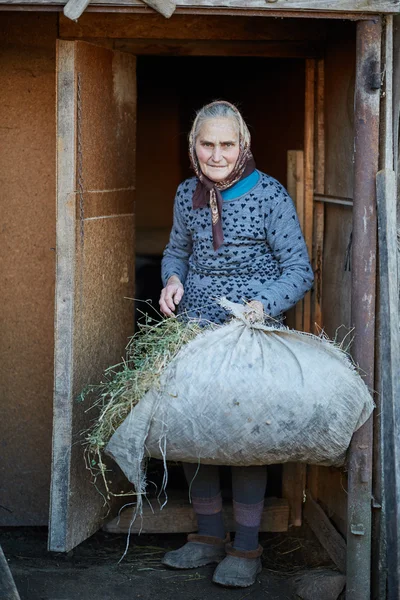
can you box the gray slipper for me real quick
[162,534,229,569]
[212,543,263,588]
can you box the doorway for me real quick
[134,55,306,324]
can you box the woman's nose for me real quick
[212,146,222,162]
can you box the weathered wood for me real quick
[287,150,305,331]
[63,0,91,20]
[312,58,324,333]
[314,194,353,207]
[0,546,21,600]
[59,12,328,40]
[304,492,346,574]
[114,38,321,57]
[303,59,315,333]
[3,0,399,13]
[292,569,346,600]
[346,18,381,600]
[49,40,136,553]
[372,17,393,600]
[104,496,289,534]
[376,168,400,600]
[282,462,306,527]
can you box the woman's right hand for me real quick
[159,275,184,317]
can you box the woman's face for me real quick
[195,118,240,183]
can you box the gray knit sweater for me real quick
[161,172,314,325]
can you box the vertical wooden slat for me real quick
[303,59,315,333]
[313,58,325,333]
[287,149,305,331]
[376,15,400,600]
[282,463,306,527]
[346,19,381,600]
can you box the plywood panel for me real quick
[0,13,58,526]
[49,41,136,552]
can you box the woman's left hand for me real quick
[245,300,264,323]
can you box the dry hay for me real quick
[79,313,216,501]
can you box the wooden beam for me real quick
[103,496,289,534]
[59,12,328,40]
[114,39,322,57]
[3,0,399,14]
[312,57,325,333]
[287,150,305,331]
[303,58,315,333]
[346,18,381,600]
[282,463,306,527]
[304,491,346,574]
[376,169,400,600]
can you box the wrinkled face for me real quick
[195,118,240,183]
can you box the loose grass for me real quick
[80,313,216,502]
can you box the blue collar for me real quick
[221,170,260,200]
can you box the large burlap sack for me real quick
[106,300,374,492]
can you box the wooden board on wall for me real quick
[7,0,400,13]
[49,40,136,552]
[59,13,328,40]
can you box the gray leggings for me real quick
[182,463,267,505]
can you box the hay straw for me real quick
[80,312,216,501]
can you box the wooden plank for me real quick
[346,19,381,600]
[312,57,325,333]
[304,491,346,573]
[373,17,393,600]
[282,463,306,527]
[59,12,328,39]
[49,40,137,553]
[3,0,399,13]
[114,38,321,57]
[303,59,315,333]
[0,545,21,600]
[376,169,400,600]
[104,496,289,534]
[287,150,304,331]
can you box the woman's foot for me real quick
[212,543,263,587]
[162,534,229,569]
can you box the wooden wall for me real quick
[0,14,57,525]
[309,21,356,537]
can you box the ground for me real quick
[1,527,338,600]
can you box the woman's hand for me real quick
[245,300,264,323]
[159,276,184,317]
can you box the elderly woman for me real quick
[159,101,313,588]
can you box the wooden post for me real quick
[346,18,382,600]
[313,58,325,333]
[303,59,315,334]
[377,169,400,600]
[287,150,305,331]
